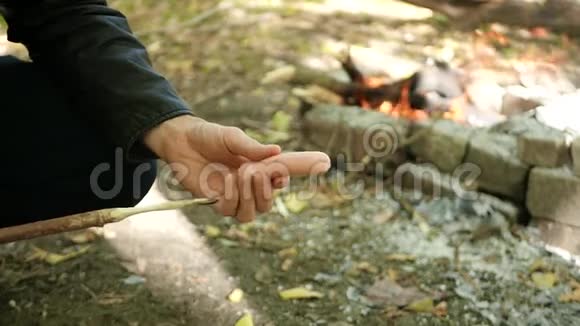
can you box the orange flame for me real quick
[359,78,467,122]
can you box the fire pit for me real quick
[289,53,580,228]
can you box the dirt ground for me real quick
[3,0,580,325]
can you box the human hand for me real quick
[143,115,331,222]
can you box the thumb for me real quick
[223,127,281,161]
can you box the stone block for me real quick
[571,137,580,177]
[409,119,474,173]
[493,114,570,167]
[464,132,530,202]
[527,166,580,227]
[302,105,409,166]
[394,162,478,198]
[517,129,569,168]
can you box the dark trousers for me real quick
[0,55,157,228]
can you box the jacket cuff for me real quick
[125,108,194,163]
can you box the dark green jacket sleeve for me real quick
[1,0,194,161]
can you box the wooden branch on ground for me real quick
[401,0,580,36]
[290,65,408,107]
[0,198,217,244]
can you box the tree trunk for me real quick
[401,0,580,36]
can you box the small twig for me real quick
[80,283,98,300]
[0,198,216,244]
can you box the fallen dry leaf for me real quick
[270,110,292,133]
[406,297,434,313]
[261,65,296,85]
[227,288,244,303]
[277,247,298,259]
[387,268,399,282]
[385,253,416,262]
[281,258,294,272]
[234,313,254,326]
[560,288,580,303]
[205,225,221,238]
[365,278,427,307]
[355,261,379,274]
[433,301,448,317]
[284,193,309,214]
[26,245,91,265]
[373,211,396,224]
[529,258,550,273]
[279,287,324,300]
[531,272,558,290]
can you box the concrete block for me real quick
[527,166,580,227]
[517,129,568,168]
[302,105,409,165]
[571,137,580,177]
[493,114,570,167]
[464,132,530,202]
[409,119,474,173]
[394,162,478,198]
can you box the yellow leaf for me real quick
[227,288,244,303]
[387,268,399,282]
[277,247,298,259]
[531,272,558,289]
[560,288,580,303]
[355,261,379,274]
[529,258,549,273]
[406,297,434,313]
[26,245,91,265]
[281,258,293,272]
[279,287,324,300]
[271,111,292,132]
[261,65,296,85]
[234,313,254,326]
[205,225,221,238]
[385,253,416,262]
[284,193,309,214]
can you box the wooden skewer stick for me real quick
[0,198,217,244]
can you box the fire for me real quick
[359,79,466,122]
[443,96,467,122]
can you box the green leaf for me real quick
[271,111,292,132]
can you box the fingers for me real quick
[223,127,281,161]
[236,164,256,223]
[254,171,273,213]
[218,172,239,217]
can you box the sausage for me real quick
[262,151,331,177]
